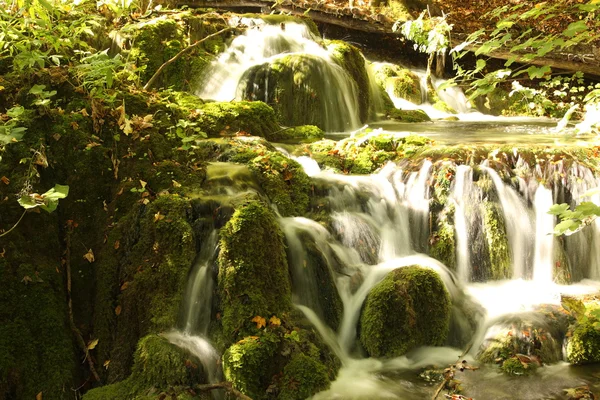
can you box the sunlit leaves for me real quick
[550,201,600,236]
[18,184,69,213]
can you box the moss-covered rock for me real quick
[429,209,456,271]
[83,334,202,400]
[482,200,511,280]
[359,266,451,357]
[269,125,324,143]
[565,303,600,365]
[299,132,433,174]
[388,108,431,122]
[278,352,330,400]
[238,54,360,132]
[196,101,281,139]
[218,201,292,342]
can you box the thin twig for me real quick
[432,341,474,400]
[143,26,239,90]
[0,209,26,238]
[66,221,101,383]
[195,382,253,400]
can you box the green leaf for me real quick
[563,20,588,38]
[526,65,551,79]
[548,203,570,216]
[28,84,47,95]
[18,195,39,209]
[6,106,25,119]
[575,202,600,217]
[18,184,69,213]
[554,219,580,235]
[561,296,586,319]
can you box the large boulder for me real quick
[359,266,451,357]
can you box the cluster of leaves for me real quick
[562,296,600,331]
[549,196,600,236]
[444,0,600,120]
[395,11,452,56]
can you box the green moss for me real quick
[389,70,422,104]
[433,100,457,114]
[223,332,281,398]
[195,101,281,138]
[278,352,330,400]
[83,334,202,400]
[269,125,325,143]
[218,202,292,342]
[388,108,431,122]
[482,201,512,280]
[565,306,600,365]
[359,266,451,357]
[94,195,197,381]
[500,356,537,376]
[430,211,456,271]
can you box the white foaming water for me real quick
[453,165,473,282]
[198,21,361,131]
[532,185,555,283]
[482,165,534,278]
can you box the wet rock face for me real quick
[359,266,451,357]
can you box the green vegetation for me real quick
[359,266,451,357]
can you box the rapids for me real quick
[174,18,600,399]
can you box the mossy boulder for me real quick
[237,54,360,132]
[83,334,202,400]
[223,328,335,400]
[388,108,431,122]
[195,101,281,139]
[565,303,600,365]
[269,125,325,143]
[359,266,451,357]
[300,132,432,174]
[429,210,456,271]
[372,63,422,104]
[218,201,292,342]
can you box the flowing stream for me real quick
[171,20,600,399]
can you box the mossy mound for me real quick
[238,54,360,132]
[83,334,203,400]
[223,328,335,400]
[299,132,433,174]
[565,302,600,365]
[359,266,451,358]
[218,201,292,342]
[482,200,511,280]
[195,101,281,139]
[372,63,422,105]
[478,306,573,369]
[269,125,325,143]
[388,108,431,122]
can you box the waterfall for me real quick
[532,185,555,283]
[453,165,473,283]
[197,21,362,131]
[481,165,534,279]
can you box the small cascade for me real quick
[182,230,219,334]
[481,166,534,278]
[198,21,362,131]
[165,230,222,394]
[452,165,474,283]
[399,160,432,253]
[532,185,555,283]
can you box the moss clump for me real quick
[278,352,330,399]
[300,132,433,174]
[565,305,600,365]
[482,201,511,280]
[83,334,201,400]
[389,71,422,104]
[238,54,359,132]
[269,125,324,143]
[429,211,456,271]
[195,101,281,138]
[388,108,431,122]
[218,201,292,342]
[500,356,537,376]
[433,100,457,114]
[359,266,451,357]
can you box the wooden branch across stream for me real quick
[174,0,600,77]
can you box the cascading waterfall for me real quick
[452,165,474,283]
[198,21,362,131]
[164,230,222,390]
[532,185,555,283]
